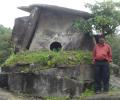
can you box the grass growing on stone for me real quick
[45,89,95,100]
[45,96,68,100]
[3,50,92,67]
[79,89,95,100]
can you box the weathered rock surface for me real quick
[110,63,120,77]
[0,73,8,88]
[8,73,82,97]
[2,64,94,97]
[12,4,94,52]
[110,75,120,89]
[85,93,120,100]
[0,88,43,100]
[0,87,120,100]
[1,66,120,100]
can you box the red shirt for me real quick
[93,43,112,63]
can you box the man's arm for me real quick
[93,46,96,64]
[108,45,112,62]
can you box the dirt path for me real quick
[0,88,41,100]
[0,88,22,100]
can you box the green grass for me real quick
[44,89,95,100]
[81,89,94,97]
[3,50,92,68]
[45,96,68,100]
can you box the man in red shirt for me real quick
[93,37,112,93]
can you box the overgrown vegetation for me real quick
[79,89,94,100]
[107,35,120,66]
[0,25,12,65]
[45,96,68,100]
[4,50,92,67]
[45,89,95,100]
[73,1,120,36]
[73,0,120,67]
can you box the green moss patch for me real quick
[3,50,92,67]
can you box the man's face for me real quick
[98,38,105,44]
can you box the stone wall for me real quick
[12,5,94,52]
[12,7,40,52]
[30,8,94,51]
[6,64,94,97]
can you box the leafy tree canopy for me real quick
[73,0,120,36]
[107,35,120,66]
[0,25,12,65]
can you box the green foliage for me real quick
[106,35,120,66]
[4,50,92,67]
[0,25,11,35]
[79,89,94,100]
[45,96,68,100]
[81,89,94,97]
[0,25,12,65]
[73,1,120,36]
[73,19,92,33]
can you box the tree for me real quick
[107,35,120,66]
[0,25,12,65]
[73,1,120,37]
[73,1,120,66]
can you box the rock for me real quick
[110,63,120,77]
[12,5,94,51]
[0,73,8,88]
[7,64,94,97]
[0,88,43,100]
[8,72,82,97]
[85,94,120,100]
[110,75,120,89]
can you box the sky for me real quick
[0,0,103,29]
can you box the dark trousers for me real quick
[94,61,110,92]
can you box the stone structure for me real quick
[12,4,94,52]
[6,64,94,97]
[1,4,96,98]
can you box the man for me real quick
[93,36,112,93]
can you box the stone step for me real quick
[0,88,42,100]
[85,93,120,100]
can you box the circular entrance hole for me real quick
[50,42,62,51]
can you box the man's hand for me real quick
[109,62,113,65]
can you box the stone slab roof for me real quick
[18,4,91,18]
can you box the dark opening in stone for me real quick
[50,42,62,51]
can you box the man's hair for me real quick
[94,35,104,43]
[98,36,105,40]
